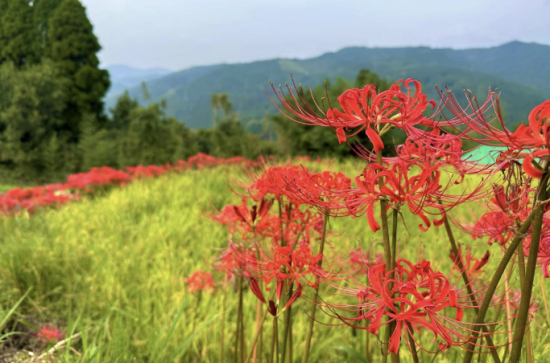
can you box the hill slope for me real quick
[108,41,550,128]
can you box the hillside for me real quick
[107,41,550,128]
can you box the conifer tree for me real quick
[46,0,110,141]
[109,92,139,130]
[33,0,62,58]
[1,0,38,67]
[0,62,67,177]
[0,0,8,64]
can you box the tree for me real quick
[1,0,38,67]
[118,103,197,167]
[0,61,68,178]
[211,93,234,126]
[109,91,139,130]
[33,0,62,58]
[46,0,110,141]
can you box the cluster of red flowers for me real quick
[0,153,265,217]
[211,164,346,314]
[36,326,65,344]
[185,270,215,295]
[265,78,550,360]
[190,77,549,362]
[334,259,477,353]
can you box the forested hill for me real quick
[108,41,550,129]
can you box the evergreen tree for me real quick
[118,104,197,167]
[1,0,38,67]
[33,0,62,58]
[0,61,68,178]
[46,0,110,141]
[79,114,117,170]
[109,91,139,130]
[0,0,8,64]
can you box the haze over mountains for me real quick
[106,41,550,129]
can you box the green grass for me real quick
[0,184,17,192]
[1,165,550,362]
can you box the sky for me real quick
[82,0,550,71]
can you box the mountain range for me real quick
[105,41,550,129]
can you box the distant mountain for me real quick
[106,41,550,128]
[105,65,172,107]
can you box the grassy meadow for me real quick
[1,164,550,362]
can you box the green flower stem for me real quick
[365,273,371,362]
[390,208,400,363]
[302,212,329,363]
[245,303,270,363]
[441,208,501,363]
[280,283,293,363]
[509,171,549,363]
[516,244,535,363]
[406,322,420,363]
[221,280,228,363]
[462,201,542,363]
[270,316,279,363]
[376,150,395,363]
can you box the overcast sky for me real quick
[81,0,550,71]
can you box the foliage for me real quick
[0,0,37,67]
[0,61,69,180]
[46,0,110,140]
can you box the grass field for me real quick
[1,165,550,362]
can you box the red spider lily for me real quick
[433,90,550,175]
[37,326,65,344]
[212,197,273,238]
[270,78,435,151]
[188,153,220,168]
[249,164,312,204]
[513,101,550,178]
[329,259,483,354]
[348,247,383,274]
[509,289,539,320]
[186,270,215,295]
[522,217,550,278]
[468,211,514,246]
[216,242,259,279]
[66,167,132,190]
[449,248,490,277]
[0,153,262,218]
[257,243,325,311]
[510,101,550,150]
[430,87,517,148]
[0,185,74,216]
[269,168,353,215]
[126,164,168,178]
[346,160,446,232]
[458,179,534,246]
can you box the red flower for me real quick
[449,248,490,276]
[346,160,446,232]
[185,270,215,295]
[37,326,65,344]
[330,259,481,354]
[270,78,435,151]
[259,243,324,310]
[349,248,383,274]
